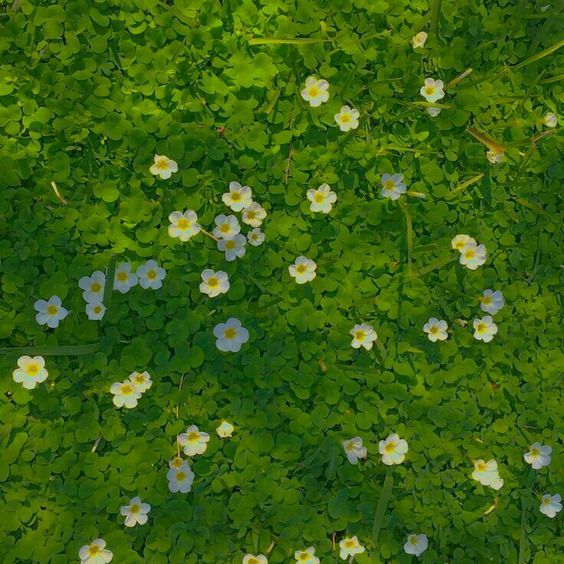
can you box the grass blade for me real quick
[518,502,528,564]
[372,469,394,544]
[467,127,505,152]
[0,343,100,356]
[446,173,484,198]
[429,0,442,38]
[399,201,413,276]
[512,38,564,70]
[248,37,333,45]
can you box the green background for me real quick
[0,0,562,562]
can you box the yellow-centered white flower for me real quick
[543,112,557,128]
[223,181,253,212]
[128,370,152,393]
[380,173,407,200]
[350,323,377,350]
[168,210,201,241]
[216,420,235,438]
[13,355,48,390]
[423,318,448,342]
[451,234,476,251]
[149,154,178,179]
[420,78,445,102]
[179,425,210,456]
[404,534,428,556]
[86,302,106,320]
[480,289,505,315]
[473,316,497,342]
[540,494,561,518]
[307,183,337,214]
[213,317,249,352]
[213,214,240,239]
[459,241,487,270]
[524,443,552,470]
[339,536,365,560]
[411,31,428,49]
[120,496,150,527]
[167,458,195,493]
[200,269,230,297]
[242,202,267,227]
[242,555,268,564]
[110,381,142,409]
[137,260,166,289]
[300,76,330,107]
[343,437,367,464]
[289,256,317,284]
[218,234,247,262]
[379,433,408,465]
[113,262,138,293]
[472,459,503,490]
[294,546,319,564]
[79,538,113,564]
[34,295,68,329]
[334,105,360,132]
[79,270,106,303]
[248,227,265,246]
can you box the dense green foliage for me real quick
[1,0,562,562]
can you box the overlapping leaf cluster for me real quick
[0,0,562,562]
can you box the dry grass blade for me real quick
[467,127,505,152]
[50,181,68,205]
[447,68,473,89]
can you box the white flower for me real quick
[379,433,408,465]
[289,256,317,284]
[113,262,138,293]
[218,234,247,262]
[339,536,365,560]
[213,317,250,353]
[78,271,106,303]
[350,323,377,350]
[524,443,552,470]
[543,112,557,128]
[420,78,445,102]
[487,148,505,164]
[213,214,240,239]
[128,371,152,393]
[426,106,441,117]
[222,181,253,212]
[334,105,360,132]
[411,31,428,49]
[248,228,265,246]
[343,437,367,465]
[423,318,448,342]
[307,183,337,214]
[13,356,48,390]
[242,202,267,227]
[167,459,195,493]
[168,210,201,241]
[86,302,106,321]
[473,316,498,343]
[472,459,504,490]
[294,546,319,564]
[199,269,230,298]
[300,76,330,107]
[404,534,428,556]
[460,241,487,270]
[110,381,142,409]
[480,290,505,315]
[451,234,476,251]
[380,173,407,200]
[34,295,68,329]
[79,538,113,564]
[540,494,562,518]
[137,260,166,289]
[179,425,210,456]
[149,154,178,179]
[216,420,235,438]
[120,496,150,528]
[242,555,268,564]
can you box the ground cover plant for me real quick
[0,0,563,562]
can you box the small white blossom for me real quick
[128,371,152,393]
[216,420,235,438]
[412,31,428,49]
[242,202,267,227]
[307,183,337,214]
[379,433,408,465]
[524,443,552,470]
[543,112,557,128]
[472,459,504,490]
[420,78,445,102]
[289,256,317,284]
[460,241,487,270]
[451,234,476,251]
[34,296,68,329]
[79,539,113,564]
[350,323,377,350]
[199,269,230,298]
[167,458,195,493]
[334,105,359,132]
[473,316,498,343]
[248,228,265,246]
[110,381,142,409]
[218,234,247,262]
[339,537,365,561]
[213,214,240,239]
[120,496,151,528]
[137,260,166,289]
[300,76,330,107]
[294,546,319,564]
[168,210,201,241]
[423,318,448,342]
[480,290,505,315]
[243,555,268,564]
[343,437,367,465]
[380,173,407,200]
[149,154,178,179]
[78,271,106,303]
[404,534,428,556]
[540,494,562,518]
[222,181,253,212]
[213,317,249,353]
[13,356,48,390]
[179,425,210,456]
[86,302,106,320]
[113,262,138,294]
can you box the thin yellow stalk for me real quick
[50,181,68,205]
[447,68,473,89]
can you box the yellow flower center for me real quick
[91,282,101,292]
[129,504,140,514]
[384,180,395,191]
[187,432,200,441]
[246,211,256,220]
[355,330,365,340]
[177,218,190,230]
[296,264,307,274]
[464,248,476,259]
[27,363,40,376]
[344,540,355,548]
[346,442,355,451]
[224,328,237,339]
[476,462,487,471]
[117,271,128,281]
[410,536,419,545]
[171,457,183,468]
[385,442,396,453]
[207,277,218,288]
[230,192,241,201]
[225,240,235,250]
[340,113,351,123]
[220,224,230,233]
[308,86,320,97]
[298,554,310,561]
[314,192,325,203]
[476,323,487,333]
[429,326,439,334]
[481,296,492,305]
[87,545,100,556]
[248,559,259,564]
[542,498,550,505]
[156,157,169,170]
[94,306,102,314]
[47,305,58,315]
[147,270,157,279]
[529,448,539,457]
[425,86,435,95]
[120,384,134,395]
[176,471,186,481]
